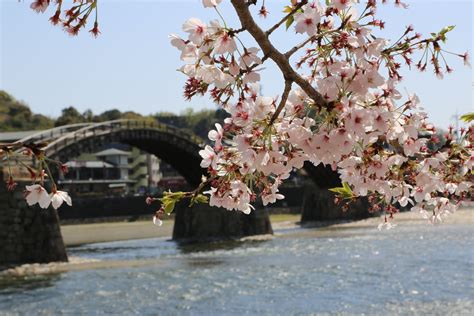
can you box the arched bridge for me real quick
[15,119,341,188]
[16,120,206,186]
[0,119,370,265]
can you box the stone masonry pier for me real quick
[0,174,68,267]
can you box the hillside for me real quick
[0,91,54,131]
[0,90,224,139]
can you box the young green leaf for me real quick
[460,112,474,122]
[329,182,354,199]
[285,15,294,30]
[164,201,176,215]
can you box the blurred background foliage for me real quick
[0,90,227,139]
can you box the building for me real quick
[59,146,162,196]
[0,129,183,195]
[60,158,135,196]
[95,148,131,180]
[128,147,161,194]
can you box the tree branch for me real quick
[269,80,292,126]
[265,0,308,36]
[285,28,339,58]
[230,0,328,109]
[285,35,317,59]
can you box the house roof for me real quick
[58,179,136,184]
[95,148,131,156]
[0,130,39,142]
[65,161,115,168]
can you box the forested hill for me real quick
[0,91,54,131]
[0,90,226,139]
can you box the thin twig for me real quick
[285,29,339,58]
[269,80,292,126]
[265,0,308,36]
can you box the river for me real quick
[0,216,473,315]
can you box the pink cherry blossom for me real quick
[202,0,222,8]
[208,123,224,151]
[25,185,51,209]
[50,190,72,209]
[213,32,237,54]
[294,6,321,36]
[199,145,217,169]
[167,0,473,221]
[30,0,49,13]
[153,215,163,227]
[182,18,207,45]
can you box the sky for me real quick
[0,0,472,129]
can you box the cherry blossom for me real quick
[153,215,163,227]
[199,145,217,169]
[294,5,321,36]
[182,18,207,45]
[208,123,224,151]
[164,0,472,230]
[50,190,72,209]
[213,32,237,55]
[25,185,51,209]
[30,0,49,13]
[202,0,222,8]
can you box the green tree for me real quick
[83,109,94,122]
[0,90,54,131]
[55,106,86,126]
[94,109,122,122]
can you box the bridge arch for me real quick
[0,119,372,266]
[19,120,341,190]
[31,120,206,186]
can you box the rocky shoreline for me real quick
[0,257,100,277]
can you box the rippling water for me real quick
[0,222,473,315]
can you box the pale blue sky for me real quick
[1,0,472,129]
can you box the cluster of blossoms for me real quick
[29,0,100,37]
[1,143,72,210]
[25,184,72,210]
[169,0,473,226]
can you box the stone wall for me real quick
[0,174,68,267]
[57,196,156,221]
[173,201,273,242]
[301,182,376,222]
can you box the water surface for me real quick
[0,222,472,315]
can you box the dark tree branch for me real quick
[230,0,328,109]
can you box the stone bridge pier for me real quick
[173,202,272,242]
[0,174,68,266]
[300,163,375,222]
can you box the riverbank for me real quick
[61,213,301,246]
[61,208,473,246]
[61,219,175,246]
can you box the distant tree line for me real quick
[0,90,226,139]
[0,91,54,131]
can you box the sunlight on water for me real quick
[0,223,473,315]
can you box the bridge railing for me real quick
[42,119,204,155]
[14,123,91,146]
